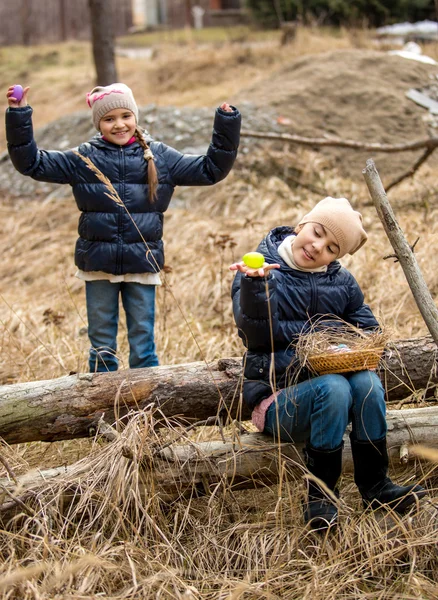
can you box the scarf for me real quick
[277,235,328,273]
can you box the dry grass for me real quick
[0,411,436,599]
[0,27,438,599]
[295,320,391,357]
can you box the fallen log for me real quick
[1,405,437,516]
[0,336,436,445]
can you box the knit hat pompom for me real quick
[297,197,367,258]
[86,83,139,130]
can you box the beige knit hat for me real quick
[86,83,139,130]
[297,197,367,258]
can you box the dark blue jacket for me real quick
[6,105,241,275]
[231,226,379,410]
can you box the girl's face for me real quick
[99,108,136,145]
[292,222,340,268]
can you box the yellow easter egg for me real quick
[243,252,265,269]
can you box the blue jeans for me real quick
[85,280,159,372]
[264,371,387,450]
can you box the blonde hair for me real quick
[135,126,158,203]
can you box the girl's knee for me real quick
[349,370,384,402]
[316,374,352,409]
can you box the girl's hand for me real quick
[220,102,233,113]
[6,85,29,108]
[229,261,280,278]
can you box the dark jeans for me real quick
[264,371,386,450]
[85,280,159,372]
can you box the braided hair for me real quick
[135,126,158,202]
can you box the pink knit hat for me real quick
[86,83,138,130]
[297,197,368,258]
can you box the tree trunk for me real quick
[1,406,437,515]
[88,0,118,85]
[0,336,436,445]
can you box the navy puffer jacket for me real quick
[6,105,241,275]
[231,226,379,410]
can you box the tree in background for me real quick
[88,0,118,85]
[245,0,435,28]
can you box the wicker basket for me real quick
[307,347,385,375]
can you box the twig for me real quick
[0,454,18,485]
[383,237,420,262]
[385,147,436,192]
[96,415,120,443]
[0,484,36,517]
[363,159,438,345]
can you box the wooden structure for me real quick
[132,0,246,30]
[0,0,133,46]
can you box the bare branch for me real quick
[385,147,436,192]
[241,130,438,153]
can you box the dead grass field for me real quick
[0,26,437,599]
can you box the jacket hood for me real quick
[258,226,342,275]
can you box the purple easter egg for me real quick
[12,85,23,101]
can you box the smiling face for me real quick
[292,222,340,269]
[99,108,136,145]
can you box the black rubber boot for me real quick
[351,436,426,513]
[303,444,343,530]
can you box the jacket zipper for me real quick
[117,146,124,275]
[309,272,318,316]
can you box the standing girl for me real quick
[230,197,425,530]
[6,83,241,372]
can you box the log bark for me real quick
[1,405,437,512]
[153,405,438,499]
[0,336,436,445]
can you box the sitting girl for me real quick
[230,197,425,529]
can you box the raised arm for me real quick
[162,104,241,187]
[6,86,76,185]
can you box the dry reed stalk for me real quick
[72,151,159,272]
[72,153,122,206]
[410,445,438,463]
